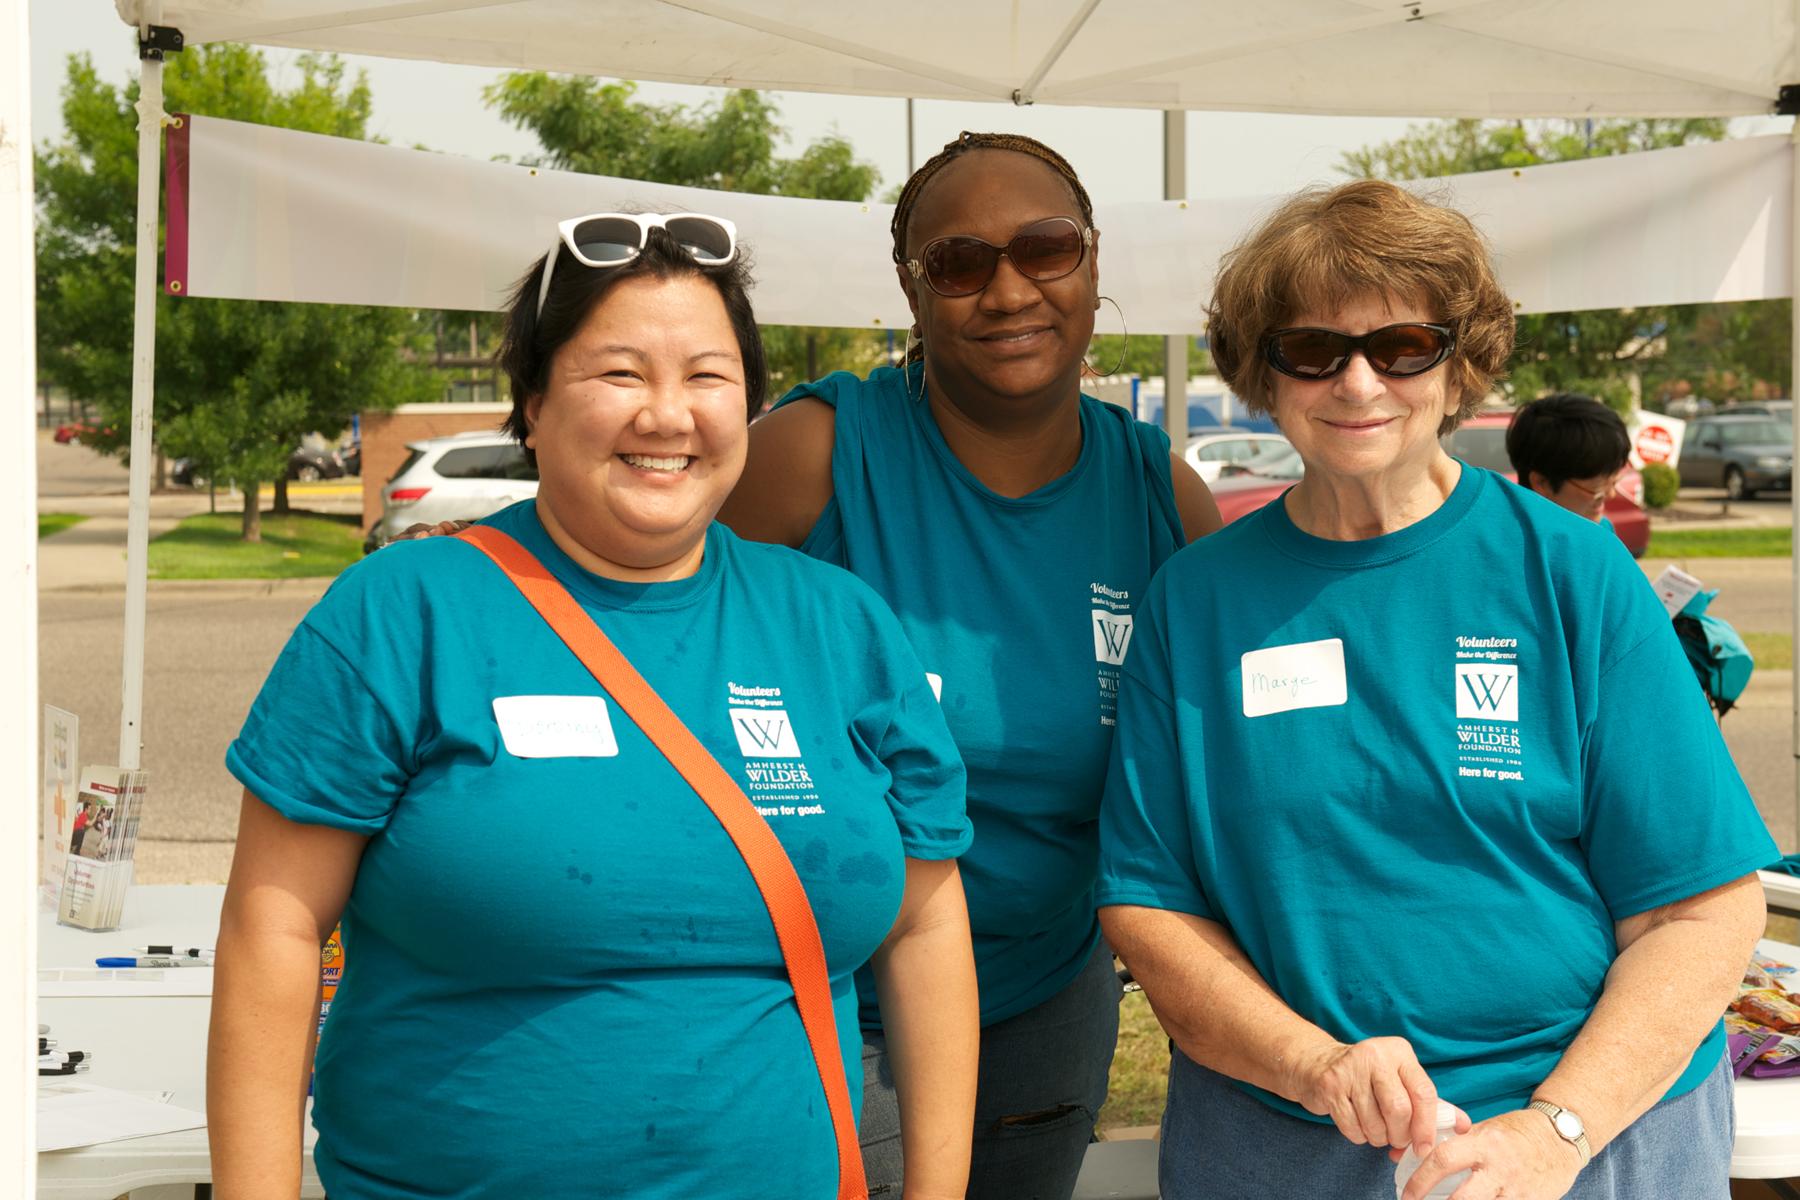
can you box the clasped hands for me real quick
[1288,1037,1585,1200]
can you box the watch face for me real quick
[1553,1110,1585,1139]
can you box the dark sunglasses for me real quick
[1262,322,1457,381]
[906,216,1095,298]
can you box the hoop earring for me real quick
[1084,295,1129,379]
[904,326,926,404]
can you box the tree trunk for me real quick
[241,481,263,543]
[154,448,167,491]
[272,476,290,515]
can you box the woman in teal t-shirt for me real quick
[1098,180,1775,1200]
[722,132,1223,1200]
[208,220,978,1198]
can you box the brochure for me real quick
[56,766,149,933]
[39,706,80,912]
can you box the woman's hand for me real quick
[392,519,470,540]
[1400,1108,1583,1200]
[1290,1036,1450,1158]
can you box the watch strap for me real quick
[1527,1099,1592,1166]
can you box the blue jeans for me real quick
[1158,1047,1735,1199]
[859,939,1122,1199]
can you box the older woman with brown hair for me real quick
[1097,180,1775,1199]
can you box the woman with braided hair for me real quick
[722,131,1222,1199]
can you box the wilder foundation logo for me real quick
[1454,662,1519,722]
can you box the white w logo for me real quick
[728,707,803,758]
[1092,610,1135,665]
[1454,663,1519,722]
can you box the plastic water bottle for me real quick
[1393,1101,1471,1199]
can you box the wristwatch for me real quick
[1527,1099,1592,1166]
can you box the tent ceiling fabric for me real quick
[117,0,1796,117]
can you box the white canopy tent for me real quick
[15,0,1798,1181]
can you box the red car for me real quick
[1208,412,1650,557]
[52,419,116,446]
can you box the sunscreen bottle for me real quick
[1393,1102,1471,1199]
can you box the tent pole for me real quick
[1162,108,1188,445]
[120,30,165,770]
[1790,116,1799,855]
[1,0,41,1186]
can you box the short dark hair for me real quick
[1505,394,1630,490]
[497,227,768,464]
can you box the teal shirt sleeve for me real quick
[226,564,424,835]
[1095,576,1214,919]
[1578,557,1777,919]
[875,670,973,861]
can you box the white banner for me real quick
[172,117,1793,332]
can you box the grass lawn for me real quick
[148,511,363,579]
[1743,631,1793,671]
[1097,989,1169,1133]
[1644,526,1791,557]
[37,513,88,539]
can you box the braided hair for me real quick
[889,131,1096,265]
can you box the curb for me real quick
[41,577,337,598]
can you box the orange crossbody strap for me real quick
[457,526,868,1200]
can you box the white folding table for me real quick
[36,885,322,1200]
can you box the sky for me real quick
[21,1,1498,206]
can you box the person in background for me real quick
[209,217,979,1200]
[1099,179,1774,1200]
[721,131,1222,1199]
[1505,393,1631,522]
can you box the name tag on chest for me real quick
[492,695,621,758]
[1240,639,1347,718]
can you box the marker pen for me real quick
[38,1038,56,1053]
[39,1050,91,1066]
[38,1063,88,1076]
[135,945,213,959]
[96,955,213,968]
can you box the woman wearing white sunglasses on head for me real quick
[208,213,979,1200]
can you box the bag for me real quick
[457,525,868,1200]
[1673,589,1754,719]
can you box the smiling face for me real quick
[898,149,1098,417]
[524,273,749,580]
[1272,294,1458,486]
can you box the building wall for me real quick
[360,403,512,531]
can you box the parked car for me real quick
[287,443,347,482]
[363,431,538,553]
[1724,400,1793,422]
[1208,413,1650,557]
[53,420,114,445]
[1181,432,1291,482]
[1677,415,1792,500]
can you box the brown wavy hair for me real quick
[1206,180,1515,433]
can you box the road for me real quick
[34,435,1800,883]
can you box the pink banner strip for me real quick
[163,114,190,297]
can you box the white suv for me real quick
[365,431,538,552]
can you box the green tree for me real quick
[485,75,890,397]
[1337,117,1786,412]
[36,45,438,541]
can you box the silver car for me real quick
[364,431,538,551]
[1677,415,1792,500]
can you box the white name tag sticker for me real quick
[1240,639,1348,718]
[492,695,620,758]
[925,673,944,701]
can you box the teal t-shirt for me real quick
[778,365,1185,1024]
[1097,465,1775,1122]
[227,501,970,1200]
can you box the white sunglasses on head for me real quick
[535,211,739,318]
